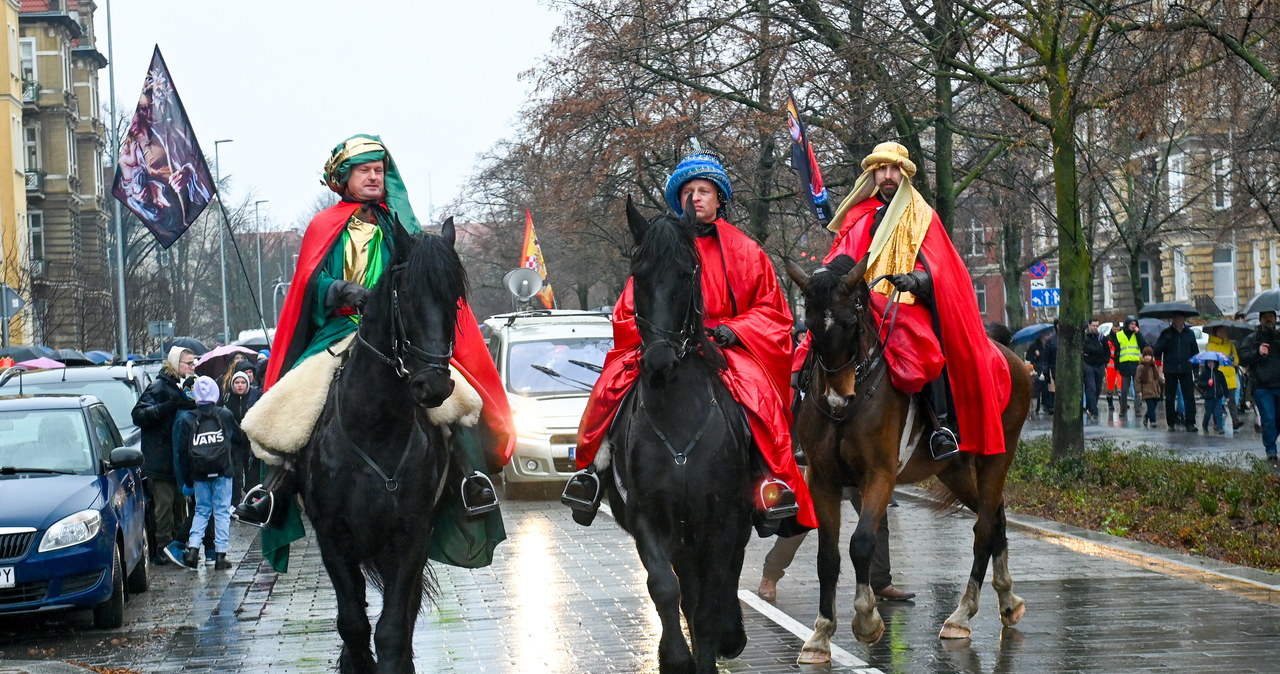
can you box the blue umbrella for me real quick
[1011,323,1054,345]
[84,350,114,364]
[1190,351,1234,366]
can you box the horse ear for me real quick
[682,194,698,226]
[783,258,810,294]
[440,216,456,247]
[391,214,413,261]
[841,256,870,295]
[625,195,648,242]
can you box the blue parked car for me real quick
[0,394,149,628]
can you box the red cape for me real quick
[798,198,1010,455]
[267,201,514,465]
[576,219,816,528]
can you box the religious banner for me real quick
[784,92,834,224]
[112,46,216,248]
[520,210,556,309]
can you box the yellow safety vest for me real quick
[1116,331,1140,363]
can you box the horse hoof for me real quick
[854,621,885,644]
[797,647,831,664]
[1001,601,1026,626]
[939,622,971,639]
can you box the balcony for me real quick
[21,80,38,107]
[25,170,45,198]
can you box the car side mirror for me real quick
[107,446,144,469]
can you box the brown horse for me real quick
[784,256,1031,661]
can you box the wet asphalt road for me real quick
[2,409,1280,672]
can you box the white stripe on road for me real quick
[598,503,879,672]
[737,590,880,672]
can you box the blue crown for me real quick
[664,153,732,215]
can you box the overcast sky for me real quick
[96,1,562,230]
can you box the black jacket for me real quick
[131,371,193,481]
[1082,332,1110,368]
[1241,327,1280,389]
[1197,367,1228,400]
[1155,326,1199,375]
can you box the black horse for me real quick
[302,219,466,673]
[604,199,754,673]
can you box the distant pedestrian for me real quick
[1110,316,1146,417]
[221,371,260,498]
[1136,347,1164,428]
[131,347,198,566]
[1082,319,1109,419]
[1240,310,1280,462]
[1197,360,1228,434]
[173,376,244,570]
[1155,312,1199,432]
[1026,332,1051,417]
[1206,326,1244,430]
[1039,323,1058,415]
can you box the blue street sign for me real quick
[1031,288,1060,307]
[1028,261,1048,279]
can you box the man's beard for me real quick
[879,183,898,200]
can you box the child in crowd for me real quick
[1135,346,1164,428]
[173,376,245,570]
[1198,359,1228,435]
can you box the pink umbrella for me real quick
[17,357,66,370]
[195,344,258,378]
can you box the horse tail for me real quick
[924,477,968,515]
[984,322,1014,347]
[361,561,439,608]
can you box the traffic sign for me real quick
[1031,288,1060,307]
[1030,278,1047,291]
[1028,261,1048,279]
[0,284,22,322]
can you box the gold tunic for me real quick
[343,214,379,284]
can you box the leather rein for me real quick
[805,279,903,422]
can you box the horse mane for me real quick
[630,213,726,371]
[404,231,469,310]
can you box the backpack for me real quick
[188,408,231,479]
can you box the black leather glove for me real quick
[710,325,740,348]
[326,279,371,311]
[887,270,931,296]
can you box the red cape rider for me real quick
[562,153,818,533]
[795,142,1010,457]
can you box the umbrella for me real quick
[84,350,114,364]
[0,345,45,363]
[1202,319,1255,342]
[1190,351,1234,366]
[1136,317,1169,338]
[1011,323,1055,345]
[234,329,274,350]
[1138,301,1199,319]
[162,336,208,356]
[51,348,94,366]
[195,344,258,378]
[1242,288,1280,316]
[16,357,66,370]
[33,346,57,357]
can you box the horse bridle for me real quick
[806,279,904,422]
[634,263,702,360]
[354,262,454,379]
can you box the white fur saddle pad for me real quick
[242,335,482,465]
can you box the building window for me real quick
[29,211,44,260]
[1167,153,1186,211]
[1213,247,1237,314]
[965,218,983,257]
[66,125,77,178]
[1138,259,1153,305]
[1174,248,1190,300]
[1256,241,1266,295]
[1212,152,1232,210]
[19,38,34,82]
[974,281,987,315]
[24,123,39,171]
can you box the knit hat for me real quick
[192,376,219,404]
[230,371,251,390]
[664,153,732,215]
[235,360,255,373]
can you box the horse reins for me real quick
[806,280,904,422]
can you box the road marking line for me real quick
[737,590,880,672]
[601,501,878,671]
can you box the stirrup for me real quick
[758,478,799,521]
[930,428,960,460]
[461,471,499,517]
[232,485,273,529]
[560,469,601,513]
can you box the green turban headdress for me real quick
[322,134,421,233]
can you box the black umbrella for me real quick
[1138,301,1199,319]
[0,345,44,362]
[235,334,271,350]
[162,336,209,356]
[1136,317,1169,339]
[1242,288,1280,316]
[51,348,94,366]
[1203,319,1255,342]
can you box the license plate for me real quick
[567,446,576,460]
[0,567,13,588]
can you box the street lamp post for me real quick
[254,200,268,329]
[214,139,233,344]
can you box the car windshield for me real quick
[0,409,94,474]
[507,337,611,395]
[0,378,137,433]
